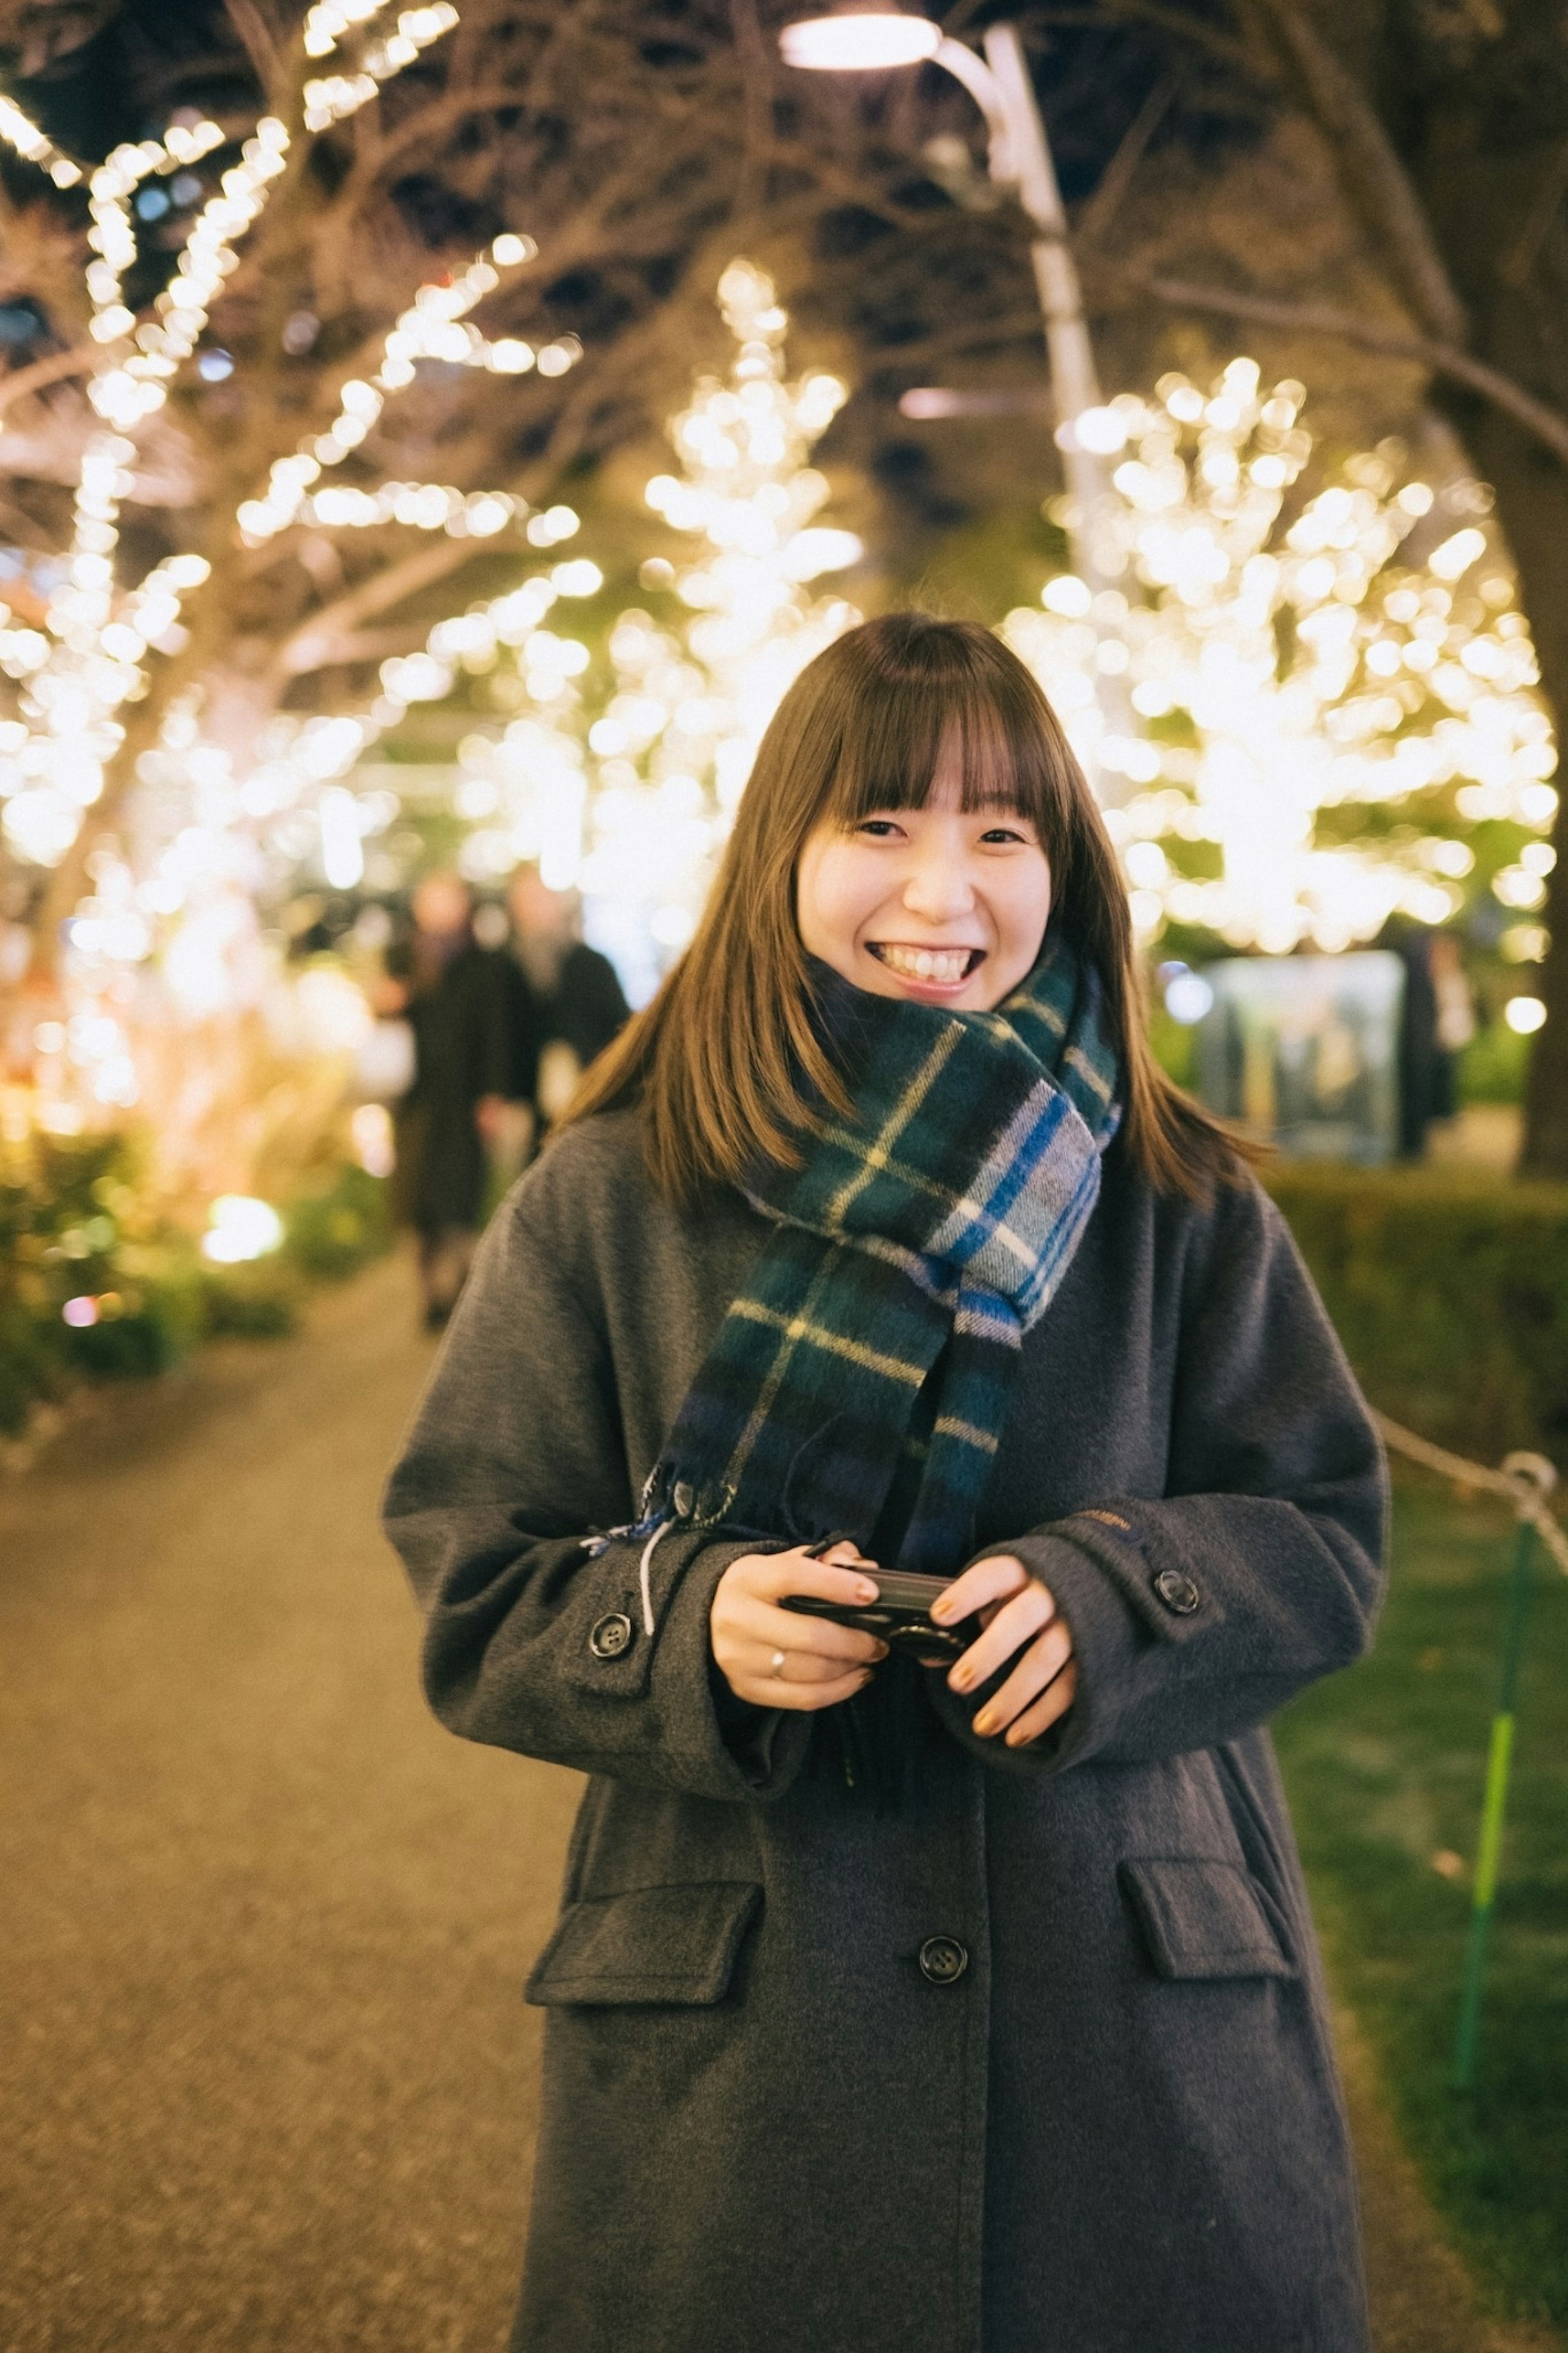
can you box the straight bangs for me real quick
[820,634,1078,869]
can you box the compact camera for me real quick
[782,1566,972,1666]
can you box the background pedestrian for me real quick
[506,863,630,1128]
[380,871,528,1327]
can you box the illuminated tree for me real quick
[0,3,601,1135]
[1002,359,1555,967]
[453,258,863,997]
[0,9,574,883]
[1053,0,1568,1164]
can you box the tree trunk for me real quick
[1241,2,1568,1168]
[1405,132,1568,1175]
[1462,405,1568,1174]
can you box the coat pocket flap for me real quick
[526,1880,762,2007]
[1120,1857,1296,1981]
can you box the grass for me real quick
[1275,1468,1568,2327]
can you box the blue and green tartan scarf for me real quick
[643,929,1120,1586]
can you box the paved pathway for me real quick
[0,1252,1550,2351]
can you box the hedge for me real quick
[8,1133,1562,1476]
[0,1136,390,1439]
[1265,1162,1568,1469]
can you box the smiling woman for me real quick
[385,612,1388,2353]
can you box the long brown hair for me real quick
[563,613,1253,1202]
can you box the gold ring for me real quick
[769,1650,787,1676]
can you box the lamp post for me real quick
[779,7,1116,592]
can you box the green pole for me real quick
[1451,1511,1537,2091]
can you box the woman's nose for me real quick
[902,853,976,922]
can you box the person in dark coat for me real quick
[383,870,529,1327]
[506,862,629,1124]
[383,618,1387,2353]
[1378,916,1441,1158]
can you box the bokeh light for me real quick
[1002,359,1555,954]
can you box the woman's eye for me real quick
[980,826,1029,845]
[856,819,902,838]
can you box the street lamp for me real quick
[778,7,1114,589]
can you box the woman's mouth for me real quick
[867,943,984,987]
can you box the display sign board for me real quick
[1193,950,1404,1164]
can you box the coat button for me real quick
[918,1935,969,1986]
[588,1611,635,1660]
[1152,1567,1201,1616]
[672,1480,695,1519]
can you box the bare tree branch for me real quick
[223,0,289,115]
[0,343,95,415]
[1104,262,1568,468]
[1030,2,1262,77]
[1241,0,1469,346]
[853,310,1053,372]
[762,134,979,239]
[1075,70,1179,253]
[317,91,539,241]
[272,540,479,677]
[1500,136,1568,292]
[728,0,775,227]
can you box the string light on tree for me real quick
[0,111,294,870]
[634,258,860,811]
[302,10,461,132]
[0,0,575,886]
[86,119,288,437]
[459,259,862,984]
[0,0,606,1144]
[234,239,568,548]
[1001,358,1555,954]
[397,560,606,888]
[303,0,399,54]
[41,537,608,1132]
[0,92,81,185]
[40,526,603,1114]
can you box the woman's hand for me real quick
[710,1542,888,1712]
[931,1555,1076,1749]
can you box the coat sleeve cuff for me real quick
[641,1537,815,1801]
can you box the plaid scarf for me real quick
[644,930,1120,1583]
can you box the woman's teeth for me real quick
[872,944,977,984]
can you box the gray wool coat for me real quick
[382,1108,1388,2353]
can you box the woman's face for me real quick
[795,746,1053,1013]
